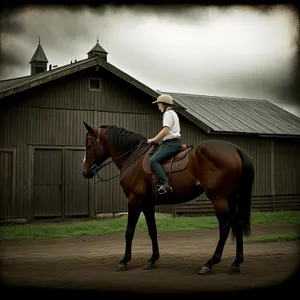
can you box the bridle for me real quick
[85,127,105,176]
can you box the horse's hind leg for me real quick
[141,201,160,270]
[199,199,231,275]
[228,210,244,274]
[117,194,141,272]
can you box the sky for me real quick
[1,4,300,117]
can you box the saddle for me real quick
[143,144,194,175]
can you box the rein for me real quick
[85,128,150,183]
[94,141,150,184]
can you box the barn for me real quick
[1,40,300,222]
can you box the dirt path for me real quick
[1,224,299,294]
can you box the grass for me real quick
[0,210,299,241]
[244,233,299,243]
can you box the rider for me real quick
[147,94,182,194]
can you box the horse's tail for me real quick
[231,146,255,237]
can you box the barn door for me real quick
[33,149,63,217]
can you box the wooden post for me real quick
[270,139,275,211]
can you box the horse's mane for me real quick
[100,125,147,154]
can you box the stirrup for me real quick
[157,185,173,195]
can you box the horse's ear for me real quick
[83,121,93,133]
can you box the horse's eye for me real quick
[87,145,92,150]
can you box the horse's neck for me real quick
[106,147,123,170]
[108,144,147,171]
[101,133,125,170]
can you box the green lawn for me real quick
[0,210,299,241]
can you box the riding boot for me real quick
[157,180,173,195]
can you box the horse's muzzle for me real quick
[82,170,93,179]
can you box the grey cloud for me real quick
[0,4,299,116]
[0,10,23,35]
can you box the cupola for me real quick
[29,37,49,75]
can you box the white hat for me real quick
[152,94,173,105]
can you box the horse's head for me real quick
[82,121,109,179]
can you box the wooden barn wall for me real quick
[0,67,168,220]
[273,138,300,210]
[0,150,16,218]
[0,66,299,220]
[175,119,300,215]
[0,104,92,219]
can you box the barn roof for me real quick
[1,56,299,137]
[161,91,300,137]
[0,57,159,99]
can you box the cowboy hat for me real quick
[152,94,174,105]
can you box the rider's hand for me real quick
[147,138,155,145]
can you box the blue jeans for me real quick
[149,139,182,184]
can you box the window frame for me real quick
[88,78,101,92]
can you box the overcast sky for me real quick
[1,4,299,117]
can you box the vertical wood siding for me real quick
[0,150,15,218]
[64,149,89,216]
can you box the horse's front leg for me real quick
[116,194,141,272]
[141,200,160,270]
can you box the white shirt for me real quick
[162,109,181,141]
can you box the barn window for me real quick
[89,78,101,91]
[35,67,45,74]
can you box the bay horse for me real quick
[82,121,255,275]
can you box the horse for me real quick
[82,121,255,275]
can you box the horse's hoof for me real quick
[198,266,213,275]
[116,264,128,272]
[227,265,241,274]
[142,261,156,270]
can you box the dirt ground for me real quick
[1,224,299,296]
